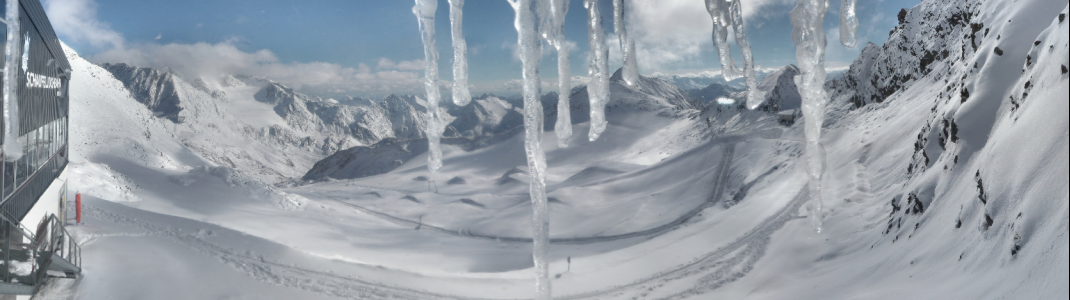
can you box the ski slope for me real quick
[35,0,1069,298]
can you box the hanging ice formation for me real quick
[705,0,763,110]
[789,0,855,233]
[840,0,859,48]
[506,0,551,298]
[413,0,445,173]
[546,0,572,148]
[448,0,472,106]
[613,0,639,86]
[585,0,610,142]
[2,0,23,160]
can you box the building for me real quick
[0,0,80,298]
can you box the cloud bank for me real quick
[626,0,794,72]
[44,0,425,97]
[43,0,124,50]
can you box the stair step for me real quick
[0,281,37,295]
[47,253,81,275]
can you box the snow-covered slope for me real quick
[717,0,1069,298]
[48,0,1067,298]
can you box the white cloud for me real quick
[43,0,125,50]
[376,58,426,71]
[625,0,793,72]
[45,0,425,96]
[91,42,425,95]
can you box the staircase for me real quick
[0,212,81,295]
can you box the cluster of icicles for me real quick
[412,0,857,298]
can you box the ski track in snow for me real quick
[69,138,804,300]
[80,205,483,300]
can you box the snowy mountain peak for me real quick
[608,67,701,111]
[445,94,523,138]
[755,64,802,112]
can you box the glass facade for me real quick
[0,1,70,222]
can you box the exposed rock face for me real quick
[302,138,430,181]
[755,65,802,112]
[102,63,184,122]
[827,1,990,110]
[827,43,884,108]
[444,95,524,138]
[377,94,429,140]
[255,83,323,133]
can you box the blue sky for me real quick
[46,0,919,98]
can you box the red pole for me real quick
[76,193,82,224]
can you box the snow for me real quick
[3,0,23,160]
[584,0,610,142]
[790,0,832,232]
[448,0,472,107]
[32,0,1070,298]
[413,0,445,174]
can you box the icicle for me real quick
[706,0,741,80]
[506,0,550,298]
[840,0,858,48]
[613,0,639,86]
[790,0,831,233]
[585,0,610,142]
[547,0,572,148]
[3,0,23,161]
[413,0,444,173]
[705,0,764,110]
[448,0,472,106]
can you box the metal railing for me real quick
[0,208,80,293]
